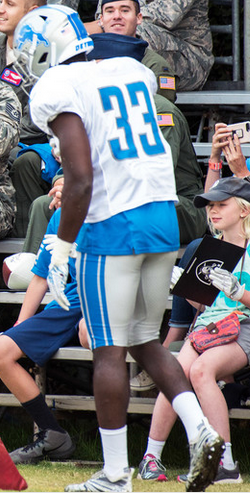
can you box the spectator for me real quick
[91,0,213,91]
[85,0,179,103]
[22,167,64,254]
[137,176,250,485]
[166,123,250,346]
[18,6,225,492]
[205,122,250,192]
[0,0,48,154]
[0,0,75,238]
[137,0,213,91]
[131,122,250,392]
[0,207,86,464]
[10,141,61,237]
[0,0,53,238]
[0,81,21,239]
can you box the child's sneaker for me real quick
[10,429,75,464]
[186,418,225,492]
[215,461,242,484]
[137,454,168,481]
[178,460,242,485]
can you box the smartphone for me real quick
[227,121,250,143]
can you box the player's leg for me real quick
[129,252,224,491]
[65,253,148,492]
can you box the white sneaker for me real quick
[64,467,134,492]
[186,418,225,492]
[130,370,155,392]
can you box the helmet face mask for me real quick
[13,5,94,93]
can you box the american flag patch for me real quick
[159,76,176,90]
[157,114,174,126]
[0,68,22,86]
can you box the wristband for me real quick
[208,160,223,171]
[51,237,73,266]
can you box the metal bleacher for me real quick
[1,0,250,422]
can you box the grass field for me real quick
[14,462,250,493]
[2,406,250,492]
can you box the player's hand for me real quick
[208,267,245,301]
[170,266,184,291]
[222,133,248,177]
[48,178,64,210]
[47,262,70,311]
[44,234,77,258]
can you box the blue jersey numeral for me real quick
[99,81,165,160]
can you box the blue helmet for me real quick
[13,4,93,89]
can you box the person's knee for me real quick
[0,336,17,369]
[189,358,210,390]
[11,152,41,182]
[94,346,127,373]
[78,318,89,349]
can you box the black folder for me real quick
[172,235,246,306]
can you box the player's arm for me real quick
[49,112,93,243]
[16,274,48,324]
[46,112,93,310]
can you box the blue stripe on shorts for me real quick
[78,253,113,349]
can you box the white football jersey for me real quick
[30,57,177,223]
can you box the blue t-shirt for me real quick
[32,209,80,310]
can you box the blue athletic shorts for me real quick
[3,307,82,367]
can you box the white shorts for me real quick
[76,251,177,350]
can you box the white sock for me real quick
[144,436,165,460]
[99,426,128,480]
[221,442,235,470]
[172,391,207,442]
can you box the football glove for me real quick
[43,234,77,258]
[47,262,70,311]
[208,267,245,301]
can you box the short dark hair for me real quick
[101,0,140,14]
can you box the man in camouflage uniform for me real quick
[136,0,214,91]
[0,81,21,239]
[154,92,207,244]
[88,0,213,91]
[85,0,179,103]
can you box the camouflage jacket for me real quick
[137,0,213,72]
[154,93,207,243]
[0,34,47,145]
[0,81,21,238]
